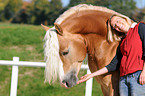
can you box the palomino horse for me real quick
[42,4,133,96]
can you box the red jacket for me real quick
[120,22,144,76]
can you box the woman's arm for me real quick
[138,23,145,85]
[77,43,122,84]
[77,67,108,84]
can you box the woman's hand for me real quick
[139,71,145,85]
[77,74,92,84]
[77,67,108,84]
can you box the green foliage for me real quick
[26,0,62,25]
[0,0,142,25]
[4,0,22,20]
[132,7,145,22]
[68,0,136,18]
[68,0,84,7]
[0,0,9,11]
[0,23,103,96]
[27,0,51,25]
[0,0,63,25]
[69,0,112,7]
[110,0,136,18]
[0,0,22,22]
[0,0,8,21]
[47,0,63,25]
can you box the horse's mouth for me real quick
[60,70,78,88]
[61,81,71,88]
[61,76,78,88]
[61,81,69,88]
[62,80,76,88]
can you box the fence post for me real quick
[10,57,19,96]
[85,69,93,96]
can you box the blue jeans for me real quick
[119,71,145,96]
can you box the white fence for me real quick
[0,57,93,96]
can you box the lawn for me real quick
[0,23,103,96]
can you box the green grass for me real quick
[0,23,103,96]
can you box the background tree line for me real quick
[0,0,145,25]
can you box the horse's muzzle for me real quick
[61,71,78,88]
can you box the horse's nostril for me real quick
[62,80,70,88]
[66,82,69,87]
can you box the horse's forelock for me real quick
[44,27,64,83]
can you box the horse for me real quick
[42,4,133,96]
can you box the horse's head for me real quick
[43,23,87,88]
[56,23,87,88]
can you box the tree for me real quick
[68,0,84,7]
[26,0,62,25]
[132,7,145,22]
[0,0,9,11]
[4,0,23,20]
[110,0,136,18]
[0,0,10,21]
[68,0,112,7]
[68,0,137,20]
[47,0,63,25]
[26,0,51,25]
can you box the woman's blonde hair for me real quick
[107,14,134,42]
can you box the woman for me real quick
[77,15,145,96]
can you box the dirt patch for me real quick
[26,45,34,51]
[19,70,35,77]
[10,45,35,51]
[0,77,10,90]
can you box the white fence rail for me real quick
[0,57,93,96]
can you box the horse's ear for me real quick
[54,23,63,35]
[41,24,50,31]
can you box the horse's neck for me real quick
[61,10,111,34]
[84,34,119,68]
[84,34,105,56]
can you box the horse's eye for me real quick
[62,51,69,56]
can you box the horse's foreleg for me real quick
[95,73,119,96]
